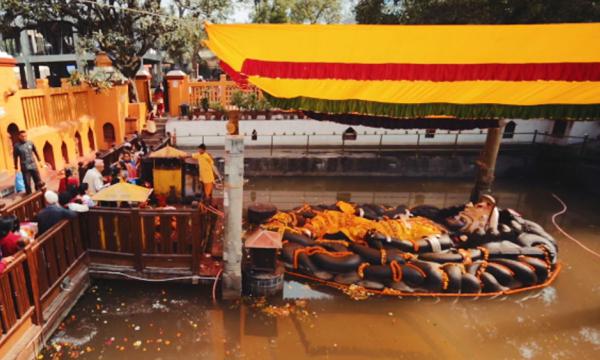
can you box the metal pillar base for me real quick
[222,135,244,299]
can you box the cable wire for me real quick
[551,193,600,259]
[212,269,223,302]
[90,270,218,282]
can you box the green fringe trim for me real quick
[264,95,600,120]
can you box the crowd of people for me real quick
[1,140,147,273]
[2,132,222,273]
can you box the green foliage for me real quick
[0,0,174,82]
[200,97,210,112]
[169,0,232,19]
[210,101,225,112]
[252,0,342,23]
[231,90,247,109]
[162,0,233,72]
[244,92,260,111]
[257,97,272,111]
[290,0,342,23]
[230,91,270,111]
[68,68,128,93]
[354,0,600,24]
[253,0,291,23]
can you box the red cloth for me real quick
[0,232,22,257]
[58,177,79,193]
[240,59,600,82]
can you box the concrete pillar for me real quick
[165,70,188,117]
[134,68,152,106]
[19,30,35,89]
[471,122,505,202]
[222,135,244,299]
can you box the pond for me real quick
[41,177,600,359]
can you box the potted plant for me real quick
[245,92,259,119]
[210,102,225,120]
[257,97,272,119]
[201,97,209,112]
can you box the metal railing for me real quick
[173,130,598,158]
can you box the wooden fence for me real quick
[0,250,35,346]
[85,207,216,275]
[32,219,86,310]
[0,219,84,348]
[0,191,45,222]
[0,192,221,355]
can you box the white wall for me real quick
[167,118,598,148]
[567,121,600,144]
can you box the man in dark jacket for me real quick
[34,191,76,235]
[13,130,44,194]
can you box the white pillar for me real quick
[222,135,244,299]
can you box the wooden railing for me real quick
[85,207,206,274]
[31,219,85,310]
[0,251,35,346]
[0,191,45,222]
[0,219,84,348]
[0,199,220,357]
[189,75,261,108]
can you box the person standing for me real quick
[192,144,221,202]
[82,159,106,194]
[13,130,44,194]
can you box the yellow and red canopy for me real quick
[205,23,600,120]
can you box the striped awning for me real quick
[204,23,600,120]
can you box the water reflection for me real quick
[43,178,600,359]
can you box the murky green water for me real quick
[41,178,600,359]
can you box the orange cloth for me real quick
[193,152,215,183]
[203,182,214,198]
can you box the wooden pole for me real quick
[471,121,505,202]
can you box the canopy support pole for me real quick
[222,111,244,299]
[471,121,505,202]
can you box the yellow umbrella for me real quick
[148,145,188,158]
[92,182,153,202]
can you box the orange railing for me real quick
[73,91,90,119]
[188,75,261,108]
[50,93,72,123]
[21,94,46,129]
[19,84,90,129]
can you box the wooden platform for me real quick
[0,194,224,359]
